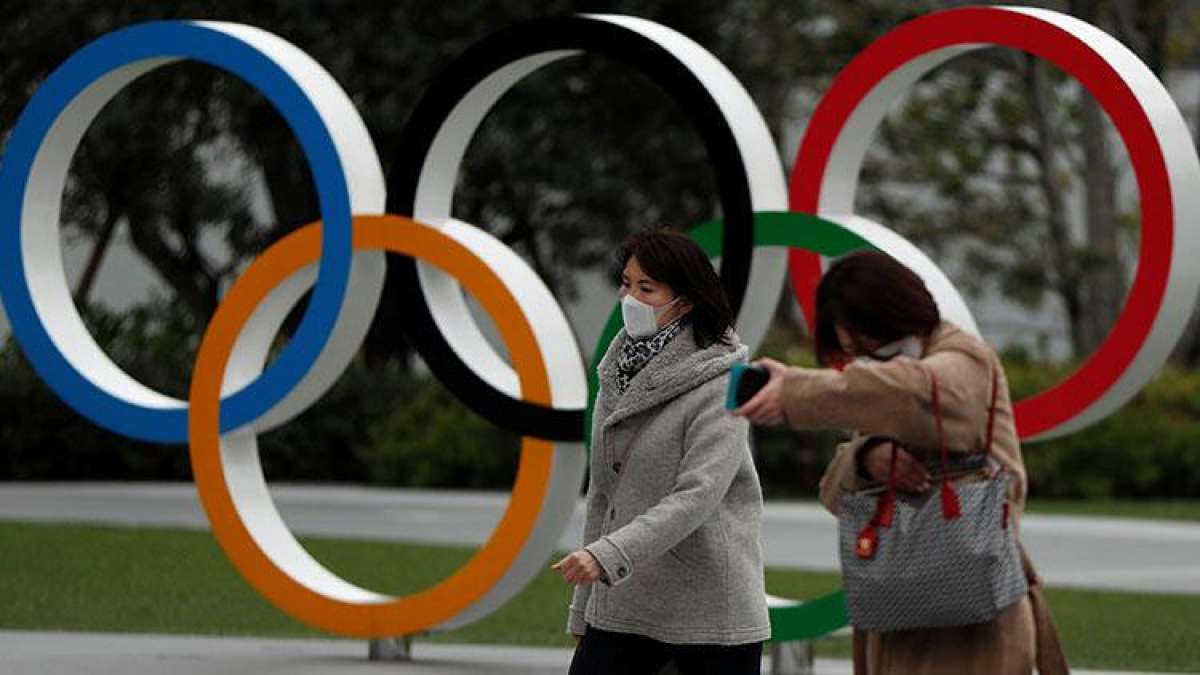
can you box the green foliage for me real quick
[1026,498,1200,521]
[745,329,1200,500]
[752,425,844,498]
[0,299,520,488]
[0,303,192,481]
[354,379,520,489]
[255,360,395,484]
[1011,363,1200,499]
[5,295,1200,501]
[754,360,1200,500]
[748,319,846,497]
[0,0,836,368]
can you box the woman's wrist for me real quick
[855,438,888,482]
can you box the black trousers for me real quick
[567,625,763,675]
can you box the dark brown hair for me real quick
[616,230,735,348]
[815,251,940,366]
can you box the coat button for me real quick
[617,566,628,578]
[612,462,622,473]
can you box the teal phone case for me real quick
[725,363,744,409]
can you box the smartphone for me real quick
[725,362,771,410]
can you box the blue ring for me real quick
[0,22,353,443]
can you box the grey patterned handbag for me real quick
[838,371,1028,632]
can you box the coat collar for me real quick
[596,322,747,428]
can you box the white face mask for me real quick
[858,335,924,363]
[621,294,681,339]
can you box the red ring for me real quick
[788,7,1173,439]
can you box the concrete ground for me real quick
[0,631,1185,675]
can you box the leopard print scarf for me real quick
[615,316,687,396]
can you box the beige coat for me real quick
[781,322,1068,675]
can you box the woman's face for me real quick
[620,256,689,328]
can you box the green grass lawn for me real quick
[1025,498,1200,522]
[2,520,1199,672]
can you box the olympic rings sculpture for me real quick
[1,7,1196,640]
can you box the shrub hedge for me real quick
[2,306,1197,499]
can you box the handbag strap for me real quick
[929,365,1000,518]
[930,374,962,519]
[857,365,1000,558]
[878,442,899,527]
[856,443,899,558]
[984,366,999,457]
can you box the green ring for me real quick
[584,211,878,642]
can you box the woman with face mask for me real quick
[735,252,1067,675]
[554,230,769,675]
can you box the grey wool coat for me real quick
[567,322,771,645]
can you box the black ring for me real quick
[386,15,756,441]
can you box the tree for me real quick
[0,0,829,365]
[5,0,1196,373]
[851,0,1195,363]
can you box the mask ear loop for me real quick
[654,295,692,327]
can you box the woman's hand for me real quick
[733,357,789,425]
[862,441,930,493]
[552,550,603,585]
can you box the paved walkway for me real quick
[0,631,1184,675]
[2,482,1199,594]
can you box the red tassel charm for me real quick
[940,481,962,520]
[878,492,896,528]
[855,523,878,559]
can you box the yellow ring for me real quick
[188,214,553,636]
